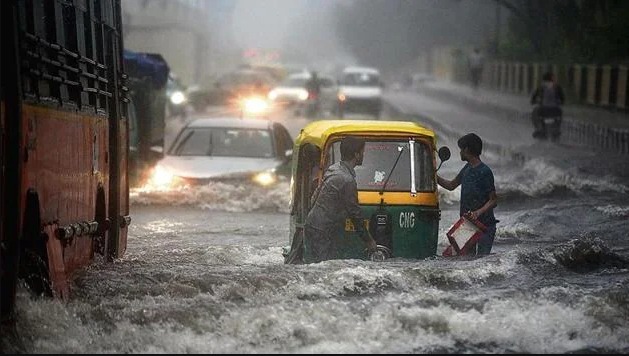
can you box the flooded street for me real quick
[3,91,629,354]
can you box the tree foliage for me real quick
[497,0,629,63]
[330,0,628,67]
[331,0,495,71]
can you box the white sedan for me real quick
[147,116,294,189]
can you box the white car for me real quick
[267,72,311,105]
[148,116,294,188]
[337,66,384,118]
[267,71,338,113]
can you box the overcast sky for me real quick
[230,0,308,50]
[228,0,356,70]
[221,0,496,73]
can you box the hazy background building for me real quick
[121,0,236,86]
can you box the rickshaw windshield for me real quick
[327,138,435,192]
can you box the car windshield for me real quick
[340,72,380,86]
[327,139,434,192]
[171,127,274,158]
[281,76,308,88]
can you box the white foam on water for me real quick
[438,186,461,204]
[497,220,538,240]
[130,181,292,213]
[595,204,629,217]
[450,294,629,353]
[202,245,285,266]
[498,158,629,197]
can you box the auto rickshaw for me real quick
[283,119,451,263]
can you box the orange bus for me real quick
[1,0,130,322]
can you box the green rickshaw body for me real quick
[284,119,446,263]
[326,205,440,261]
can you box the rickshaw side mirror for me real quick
[438,146,451,162]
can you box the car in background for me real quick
[147,116,294,189]
[267,71,310,105]
[267,71,338,115]
[409,72,435,89]
[337,66,384,118]
[205,68,277,107]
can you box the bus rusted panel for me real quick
[20,104,110,298]
[1,0,129,320]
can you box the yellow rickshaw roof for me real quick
[295,119,436,148]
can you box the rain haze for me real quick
[205,0,497,78]
[228,0,358,72]
[2,0,629,354]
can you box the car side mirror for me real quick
[151,145,164,155]
[149,145,164,162]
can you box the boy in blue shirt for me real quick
[437,133,498,255]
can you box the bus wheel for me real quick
[19,189,52,297]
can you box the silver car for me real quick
[147,117,294,188]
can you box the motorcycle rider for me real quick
[530,72,565,139]
[304,70,322,117]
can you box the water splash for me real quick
[595,205,629,218]
[552,233,629,273]
[130,181,291,213]
[498,158,629,198]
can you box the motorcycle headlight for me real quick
[170,91,186,105]
[252,171,277,186]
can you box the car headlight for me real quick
[252,171,277,186]
[170,91,186,105]
[150,164,174,188]
[268,90,278,100]
[243,96,269,115]
[297,89,309,101]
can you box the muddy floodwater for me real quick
[3,93,629,354]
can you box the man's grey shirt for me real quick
[305,161,366,236]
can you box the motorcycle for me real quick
[531,106,562,142]
[302,91,321,118]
